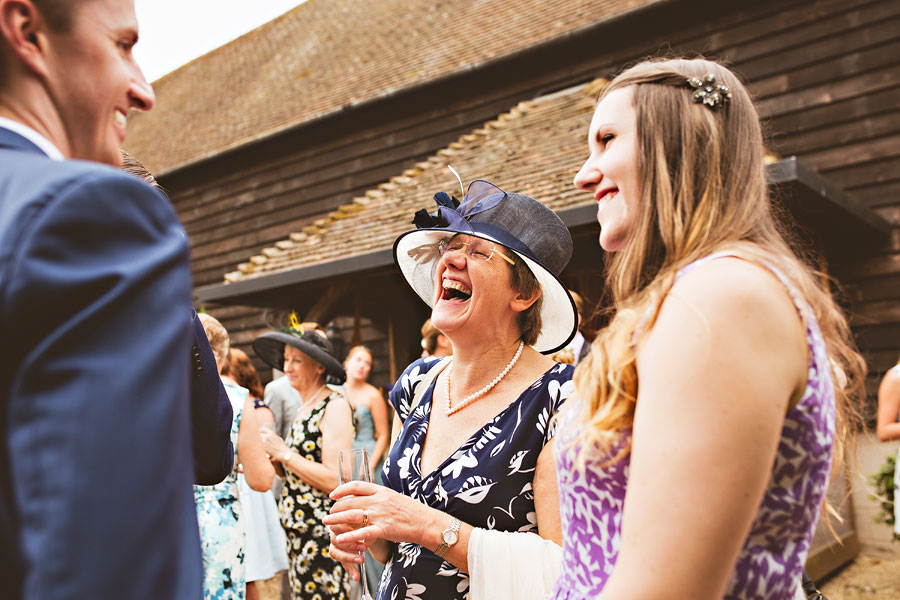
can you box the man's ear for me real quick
[510,288,541,314]
[0,0,50,78]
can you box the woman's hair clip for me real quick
[686,73,732,110]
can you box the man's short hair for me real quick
[33,0,75,32]
[1,1,74,88]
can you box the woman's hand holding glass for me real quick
[335,450,376,598]
[325,479,433,572]
[259,428,290,460]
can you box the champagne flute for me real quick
[338,449,374,600]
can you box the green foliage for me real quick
[868,454,900,542]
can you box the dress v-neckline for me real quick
[413,364,558,483]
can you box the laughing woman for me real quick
[326,180,578,599]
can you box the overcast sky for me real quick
[134,0,307,82]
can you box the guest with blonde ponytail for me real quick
[551,57,865,600]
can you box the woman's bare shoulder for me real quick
[666,257,802,332]
[640,256,807,400]
[324,391,353,417]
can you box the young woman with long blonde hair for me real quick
[551,57,865,599]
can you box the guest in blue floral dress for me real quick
[195,314,275,599]
[326,180,579,599]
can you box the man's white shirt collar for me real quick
[0,117,64,160]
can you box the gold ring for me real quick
[362,510,369,527]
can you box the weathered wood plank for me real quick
[846,274,900,304]
[750,37,900,101]
[851,182,900,211]
[769,86,900,139]
[820,155,900,190]
[834,249,900,280]
[802,134,900,172]
[756,65,900,118]
[730,5,900,83]
[775,104,900,157]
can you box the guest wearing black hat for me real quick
[254,323,354,600]
[325,179,578,600]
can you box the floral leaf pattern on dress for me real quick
[441,450,478,480]
[397,543,421,569]
[456,475,497,504]
[508,450,534,475]
[489,439,506,458]
[379,357,574,600]
[194,381,247,600]
[401,580,427,600]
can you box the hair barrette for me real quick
[686,73,732,110]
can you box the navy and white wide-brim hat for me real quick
[393,179,577,354]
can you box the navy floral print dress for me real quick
[379,357,574,600]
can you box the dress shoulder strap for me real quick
[405,357,451,422]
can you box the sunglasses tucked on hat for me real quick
[393,179,577,354]
[253,322,346,385]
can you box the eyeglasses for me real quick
[437,238,515,265]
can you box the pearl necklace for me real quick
[297,384,327,413]
[445,341,524,416]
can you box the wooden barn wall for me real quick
[167,0,899,395]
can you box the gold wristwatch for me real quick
[434,517,460,558]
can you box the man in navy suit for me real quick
[119,151,236,488]
[0,1,232,597]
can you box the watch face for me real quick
[443,530,459,545]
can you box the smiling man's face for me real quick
[40,0,155,165]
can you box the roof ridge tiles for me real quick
[127,1,648,173]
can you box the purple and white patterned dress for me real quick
[551,254,835,599]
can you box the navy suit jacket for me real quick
[190,309,236,485]
[0,128,232,598]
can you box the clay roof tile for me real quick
[224,78,606,283]
[125,0,652,173]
